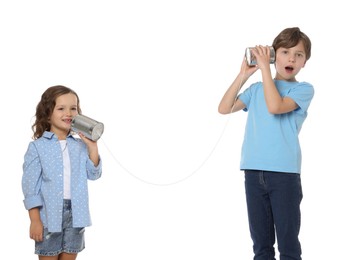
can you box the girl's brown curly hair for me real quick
[32,85,82,139]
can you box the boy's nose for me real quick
[289,55,296,62]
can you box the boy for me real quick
[218,27,314,259]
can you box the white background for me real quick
[1,0,341,259]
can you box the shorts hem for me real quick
[63,247,85,254]
[35,247,84,256]
[35,249,62,256]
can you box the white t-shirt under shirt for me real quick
[59,140,71,199]
[238,80,314,174]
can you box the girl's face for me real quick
[274,41,307,82]
[50,93,78,140]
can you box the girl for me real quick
[22,85,102,260]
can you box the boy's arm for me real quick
[254,46,298,114]
[218,58,258,114]
[262,73,298,114]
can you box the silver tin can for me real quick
[71,114,104,141]
[245,46,275,66]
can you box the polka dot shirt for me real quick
[22,131,102,232]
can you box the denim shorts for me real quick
[35,200,85,256]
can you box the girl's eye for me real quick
[71,107,77,111]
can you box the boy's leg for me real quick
[244,170,276,260]
[268,172,302,260]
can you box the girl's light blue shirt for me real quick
[238,80,314,174]
[22,131,102,232]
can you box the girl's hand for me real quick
[30,220,43,242]
[78,132,100,166]
[78,132,97,148]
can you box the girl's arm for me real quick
[28,208,43,242]
[79,133,100,166]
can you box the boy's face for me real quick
[274,41,307,81]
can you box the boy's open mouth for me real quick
[285,66,294,72]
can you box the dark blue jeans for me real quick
[244,170,302,260]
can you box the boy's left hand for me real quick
[251,45,272,70]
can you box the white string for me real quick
[98,120,229,186]
[97,59,247,186]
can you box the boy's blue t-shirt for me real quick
[238,80,314,174]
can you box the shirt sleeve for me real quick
[86,155,102,180]
[238,82,260,111]
[22,142,44,210]
[286,82,315,113]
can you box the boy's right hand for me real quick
[240,57,259,78]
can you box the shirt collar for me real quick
[42,131,76,140]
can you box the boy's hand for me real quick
[250,45,272,70]
[241,56,259,78]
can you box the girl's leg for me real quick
[58,252,78,260]
[39,256,59,260]
[38,253,77,260]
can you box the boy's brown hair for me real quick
[272,27,311,61]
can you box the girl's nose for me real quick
[66,109,73,116]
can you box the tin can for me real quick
[71,114,104,141]
[245,46,275,66]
